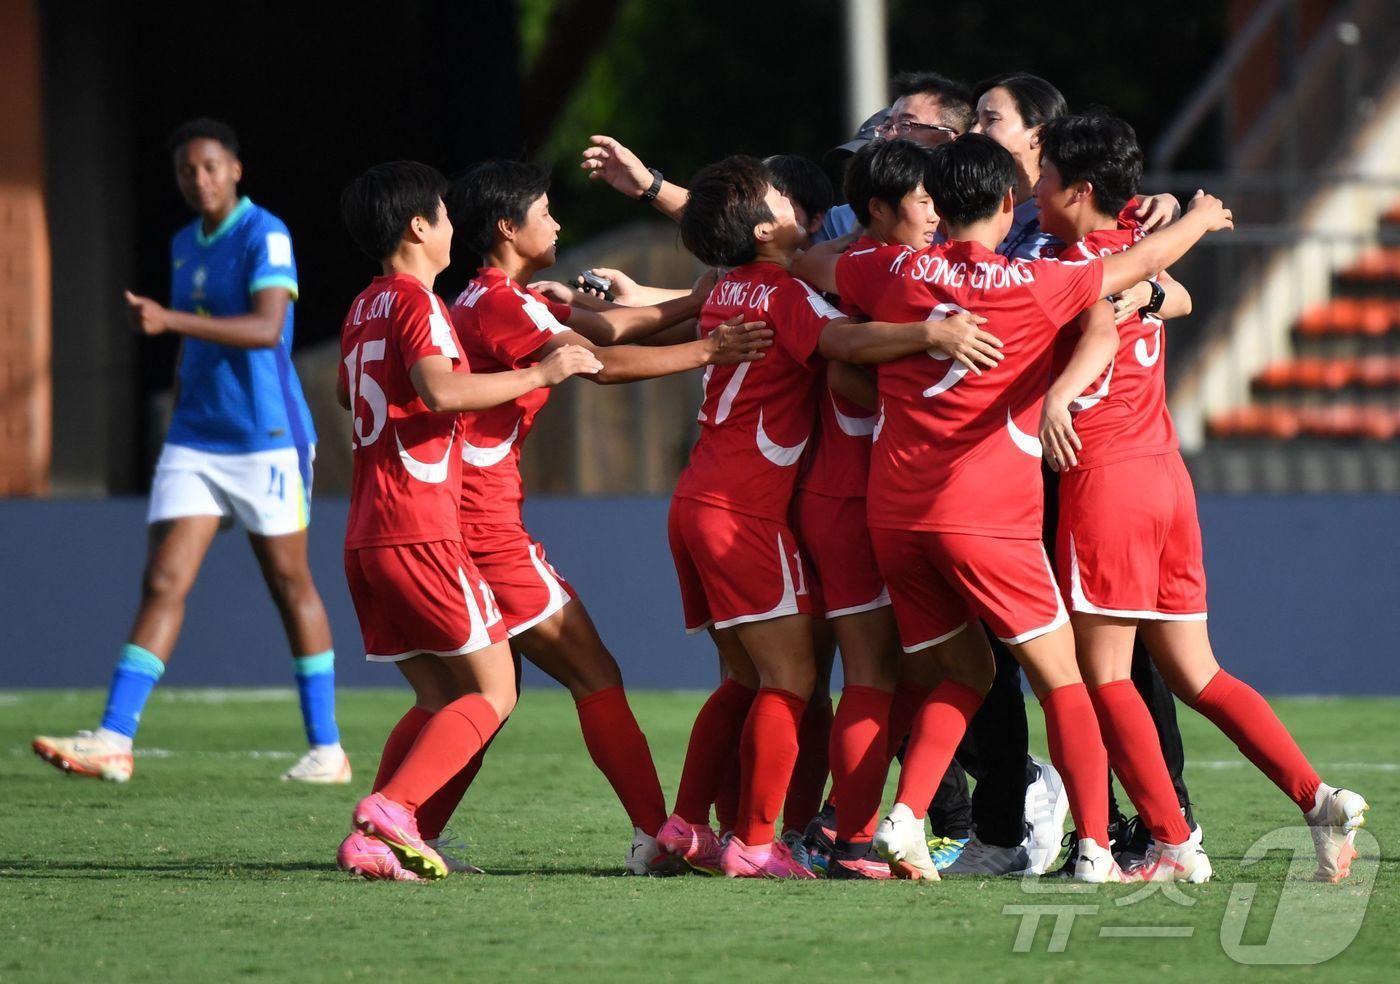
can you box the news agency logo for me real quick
[1001,826,1379,964]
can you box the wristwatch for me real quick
[639,167,664,204]
[1140,279,1166,316]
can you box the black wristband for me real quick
[638,167,664,204]
[1140,279,1166,315]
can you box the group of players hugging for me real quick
[32,68,1369,886]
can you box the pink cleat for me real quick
[337,831,421,881]
[352,792,447,880]
[656,813,724,875]
[719,835,817,879]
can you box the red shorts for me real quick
[462,521,578,637]
[344,539,506,662]
[1056,452,1208,620]
[791,490,889,619]
[669,497,813,633]
[870,528,1067,652]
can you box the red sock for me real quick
[415,731,497,841]
[782,695,832,834]
[379,694,501,811]
[1090,680,1191,844]
[1041,683,1109,847]
[1189,670,1320,810]
[734,688,807,845]
[886,678,932,760]
[372,706,432,792]
[831,686,895,842]
[674,679,756,825]
[893,681,982,820]
[714,743,741,834]
[576,686,668,834]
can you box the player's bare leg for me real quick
[874,626,992,879]
[33,516,219,782]
[1142,620,1369,881]
[249,530,347,783]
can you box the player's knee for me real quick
[141,562,195,604]
[765,660,815,700]
[481,684,517,721]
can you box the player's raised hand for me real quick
[928,311,1002,375]
[124,290,170,336]
[528,280,576,305]
[1188,190,1234,232]
[1039,395,1081,471]
[706,316,772,365]
[1112,281,1154,324]
[581,267,640,303]
[538,344,604,385]
[1134,193,1181,232]
[580,136,651,198]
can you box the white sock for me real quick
[95,727,133,752]
[312,742,343,755]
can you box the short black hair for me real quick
[843,139,930,226]
[167,117,239,158]
[447,160,551,256]
[1039,114,1143,217]
[340,161,447,261]
[925,133,1016,226]
[891,71,976,134]
[973,73,1068,129]
[763,154,834,222]
[680,155,775,268]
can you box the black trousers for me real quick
[926,465,1193,841]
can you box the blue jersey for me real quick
[166,197,317,456]
[999,198,1062,261]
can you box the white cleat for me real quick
[873,804,940,880]
[280,745,352,784]
[427,827,485,874]
[1073,838,1125,883]
[625,827,682,876]
[32,731,134,782]
[1023,758,1069,875]
[1307,786,1370,883]
[1139,838,1212,883]
[943,834,1033,877]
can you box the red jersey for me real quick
[340,274,466,549]
[867,240,1104,537]
[674,261,839,521]
[1047,219,1177,469]
[450,268,573,526]
[796,237,909,499]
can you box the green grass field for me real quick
[2,689,1394,982]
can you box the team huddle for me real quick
[33,68,1370,887]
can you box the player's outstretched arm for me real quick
[827,360,878,411]
[541,317,771,385]
[565,285,705,345]
[125,287,290,349]
[580,135,689,222]
[1040,300,1117,471]
[579,267,696,307]
[409,347,602,412]
[790,233,861,295]
[1100,192,1232,298]
[818,312,1002,370]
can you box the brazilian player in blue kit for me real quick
[33,119,349,784]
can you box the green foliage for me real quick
[3,689,1394,981]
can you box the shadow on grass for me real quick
[0,860,649,880]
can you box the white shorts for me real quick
[148,443,313,536]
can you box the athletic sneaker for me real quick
[338,831,421,881]
[281,745,352,784]
[352,792,447,880]
[656,813,724,875]
[873,804,940,880]
[802,802,837,874]
[626,827,683,876]
[1120,819,1204,878]
[32,731,134,783]
[780,829,812,871]
[827,841,894,880]
[1051,814,1133,877]
[1073,838,1124,883]
[718,835,816,879]
[428,827,485,875]
[1137,838,1212,883]
[927,835,970,870]
[1022,759,1069,874]
[1111,814,1151,872]
[941,834,1032,877]
[1307,786,1370,883]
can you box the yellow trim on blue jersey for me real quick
[249,275,300,302]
